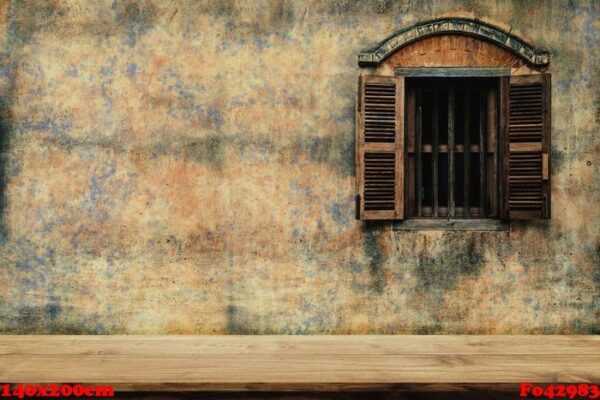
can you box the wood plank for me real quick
[416,101,423,217]
[395,76,405,219]
[2,336,599,356]
[510,210,542,219]
[394,219,508,231]
[509,74,545,85]
[356,75,365,219]
[71,383,560,397]
[479,90,487,217]
[499,76,510,219]
[405,87,416,217]
[542,153,549,180]
[406,87,416,153]
[0,336,598,392]
[363,142,396,152]
[486,84,497,151]
[543,73,551,219]
[3,355,599,382]
[464,89,471,217]
[432,88,439,217]
[395,68,511,77]
[487,84,498,217]
[448,86,455,218]
[509,142,543,153]
[420,144,481,153]
[362,210,395,220]
[407,157,415,218]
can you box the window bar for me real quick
[448,86,455,218]
[406,87,416,217]
[416,103,423,217]
[479,89,487,217]
[464,89,471,217]
[432,88,439,217]
[488,85,498,217]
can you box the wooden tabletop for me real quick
[0,335,598,391]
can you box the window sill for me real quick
[393,219,508,231]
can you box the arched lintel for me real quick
[358,18,550,67]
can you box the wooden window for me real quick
[356,73,551,222]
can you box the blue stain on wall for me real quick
[112,0,158,48]
[126,63,137,77]
[329,203,349,226]
[66,65,79,77]
[100,57,117,111]
[17,115,72,135]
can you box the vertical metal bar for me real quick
[464,89,470,217]
[416,102,423,217]
[432,88,439,217]
[448,86,455,218]
[479,89,487,217]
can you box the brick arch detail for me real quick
[358,18,550,67]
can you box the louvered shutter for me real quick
[502,74,551,219]
[356,75,404,220]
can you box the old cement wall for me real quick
[0,0,597,334]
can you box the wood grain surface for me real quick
[0,336,598,391]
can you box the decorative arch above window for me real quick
[355,18,552,224]
[358,18,550,67]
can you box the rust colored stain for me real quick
[0,0,597,334]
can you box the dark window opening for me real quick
[406,77,499,219]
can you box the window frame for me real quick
[355,20,552,227]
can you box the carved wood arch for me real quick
[358,18,550,69]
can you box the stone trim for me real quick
[392,219,509,231]
[358,18,550,67]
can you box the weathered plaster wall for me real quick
[0,0,597,334]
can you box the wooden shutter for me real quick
[501,74,551,219]
[356,75,404,220]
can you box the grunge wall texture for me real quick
[0,0,597,334]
